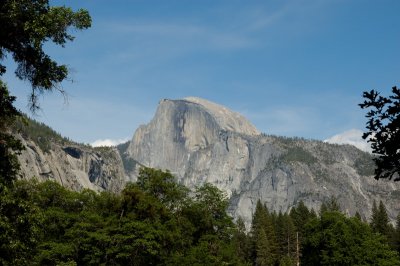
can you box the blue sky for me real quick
[4,0,400,146]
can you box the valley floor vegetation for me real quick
[0,167,400,265]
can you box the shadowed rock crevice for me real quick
[63,147,82,159]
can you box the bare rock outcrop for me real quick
[17,135,125,193]
[126,97,400,228]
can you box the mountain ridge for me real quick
[124,97,400,227]
[13,116,125,192]
[13,99,400,228]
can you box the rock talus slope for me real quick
[126,97,400,227]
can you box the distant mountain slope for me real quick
[13,100,400,228]
[125,98,400,227]
[13,116,125,192]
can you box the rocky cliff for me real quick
[14,99,400,228]
[125,97,400,227]
[14,118,125,192]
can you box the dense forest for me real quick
[0,166,399,265]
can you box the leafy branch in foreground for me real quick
[0,80,24,189]
[0,0,91,111]
[360,86,400,180]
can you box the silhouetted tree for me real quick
[359,86,400,180]
[0,81,24,190]
[0,0,91,111]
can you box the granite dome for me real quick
[183,97,260,136]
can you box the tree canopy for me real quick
[359,86,400,181]
[0,169,247,265]
[0,0,91,111]
[303,211,399,266]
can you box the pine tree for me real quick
[232,217,251,263]
[275,211,285,258]
[255,228,271,266]
[319,202,328,215]
[302,211,400,265]
[251,200,279,265]
[371,200,390,236]
[290,200,310,234]
[378,200,390,235]
[275,213,297,263]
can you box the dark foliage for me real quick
[2,167,400,265]
[0,81,24,189]
[0,0,91,111]
[359,86,400,180]
[0,169,247,265]
[303,211,399,265]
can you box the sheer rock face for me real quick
[127,98,259,178]
[127,98,400,227]
[17,136,125,193]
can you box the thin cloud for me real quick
[244,0,331,32]
[102,20,256,52]
[246,2,295,31]
[107,22,204,36]
[91,138,129,147]
[324,129,372,153]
